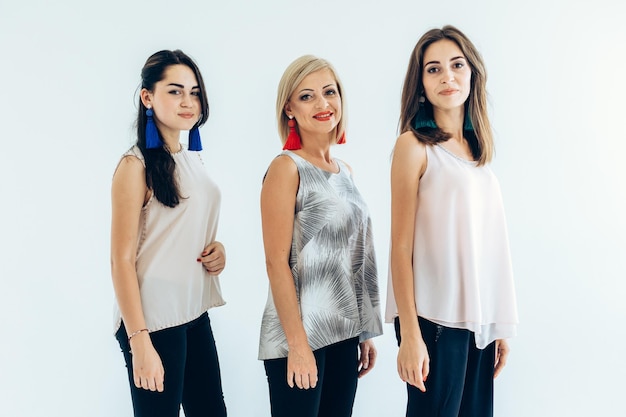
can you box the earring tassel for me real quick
[337,132,346,144]
[283,118,302,150]
[188,127,203,151]
[145,109,163,149]
[464,107,474,131]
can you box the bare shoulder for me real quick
[335,158,353,175]
[261,154,299,209]
[264,154,298,183]
[113,154,145,178]
[111,154,147,252]
[392,132,427,177]
[394,131,425,152]
[112,155,148,203]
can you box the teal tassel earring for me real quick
[413,95,437,130]
[463,106,474,131]
[145,108,163,149]
[188,126,202,151]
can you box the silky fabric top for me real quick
[385,144,518,348]
[113,145,225,334]
[259,151,383,360]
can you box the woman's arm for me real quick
[390,132,429,392]
[110,156,164,392]
[260,155,317,390]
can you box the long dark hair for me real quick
[136,50,209,207]
[400,25,493,165]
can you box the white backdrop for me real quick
[1,0,625,416]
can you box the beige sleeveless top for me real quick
[113,145,225,333]
[385,144,518,348]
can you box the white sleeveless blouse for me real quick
[113,145,225,334]
[385,144,518,348]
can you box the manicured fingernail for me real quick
[196,258,201,262]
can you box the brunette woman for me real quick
[111,50,227,417]
[386,26,518,417]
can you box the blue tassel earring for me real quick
[145,108,163,149]
[188,126,203,151]
[413,96,437,130]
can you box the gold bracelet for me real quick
[128,328,148,342]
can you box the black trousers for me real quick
[116,313,227,417]
[395,317,495,417]
[264,337,360,417]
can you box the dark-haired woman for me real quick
[111,50,227,417]
[386,26,518,417]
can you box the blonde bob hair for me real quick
[400,25,494,165]
[276,55,346,146]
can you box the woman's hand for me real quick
[130,332,165,392]
[358,339,377,378]
[287,344,318,390]
[397,336,430,392]
[197,241,226,275]
[494,339,510,378]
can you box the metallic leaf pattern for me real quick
[259,151,383,360]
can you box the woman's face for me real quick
[141,64,201,142]
[284,68,341,140]
[421,39,472,112]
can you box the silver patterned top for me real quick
[258,151,383,360]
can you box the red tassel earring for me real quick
[283,116,302,150]
[337,131,346,144]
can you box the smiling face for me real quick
[141,64,201,143]
[284,68,341,142]
[421,39,472,113]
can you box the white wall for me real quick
[1,0,624,416]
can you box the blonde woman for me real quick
[258,55,383,417]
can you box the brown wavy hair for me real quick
[400,25,493,165]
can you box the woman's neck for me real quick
[433,107,464,140]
